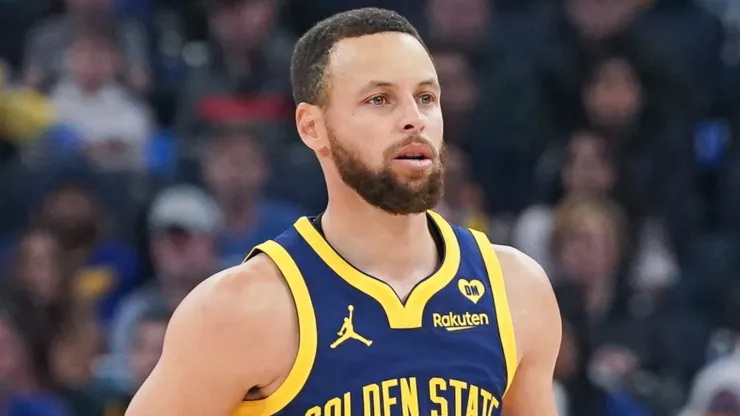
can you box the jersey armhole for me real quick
[468,230,519,397]
[234,240,318,416]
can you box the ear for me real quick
[295,102,326,152]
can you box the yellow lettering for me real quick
[433,313,442,326]
[448,379,467,416]
[479,389,491,415]
[305,406,321,416]
[381,379,398,416]
[363,384,381,416]
[400,377,419,416]
[465,385,480,416]
[344,392,351,415]
[325,397,342,416]
[470,314,480,325]
[481,388,498,415]
[429,378,448,416]
[480,313,489,325]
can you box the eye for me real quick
[418,93,436,105]
[366,95,389,106]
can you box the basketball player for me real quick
[127,7,561,415]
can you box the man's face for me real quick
[559,210,619,283]
[583,57,643,129]
[203,137,265,203]
[562,132,614,197]
[434,51,477,124]
[150,229,215,307]
[41,186,100,248]
[68,38,118,92]
[312,32,446,215]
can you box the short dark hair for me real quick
[290,8,425,106]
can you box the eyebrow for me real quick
[358,78,440,96]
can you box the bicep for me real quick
[502,302,561,416]
[499,247,562,416]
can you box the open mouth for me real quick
[394,153,429,161]
[393,143,434,162]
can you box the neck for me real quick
[321,193,439,296]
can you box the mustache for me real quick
[384,135,441,159]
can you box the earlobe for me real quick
[295,103,324,151]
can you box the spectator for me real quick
[23,0,149,92]
[128,307,168,394]
[580,50,645,142]
[103,185,219,391]
[514,130,616,273]
[173,0,294,149]
[575,46,700,254]
[552,197,629,328]
[0,292,67,416]
[48,303,111,415]
[50,20,153,172]
[679,351,740,416]
[7,228,72,333]
[514,130,677,289]
[431,47,478,145]
[88,306,170,415]
[201,125,305,266]
[36,180,141,326]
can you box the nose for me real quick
[398,97,426,135]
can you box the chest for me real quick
[289,275,508,415]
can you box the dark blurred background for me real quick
[0,0,739,415]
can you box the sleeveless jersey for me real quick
[234,211,517,416]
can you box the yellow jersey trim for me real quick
[234,240,317,416]
[470,230,518,397]
[293,210,461,329]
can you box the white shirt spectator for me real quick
[51,78,152,172]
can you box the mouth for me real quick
[393,144,434,162]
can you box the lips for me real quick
[393,143,434,161]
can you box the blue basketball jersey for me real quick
[234,211,517,416]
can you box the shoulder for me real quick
[165,253,298,382]
[179,252,295,336]
[491,245,561,360]
[492,244,550,288]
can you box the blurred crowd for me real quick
[0,0,739,415]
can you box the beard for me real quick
[327,129,445,215]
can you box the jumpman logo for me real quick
[330,305,372,349]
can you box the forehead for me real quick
[326,32,437,95]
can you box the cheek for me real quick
[427,110,445,145]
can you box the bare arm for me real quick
[126,254,297,415]
[496,246,562,416]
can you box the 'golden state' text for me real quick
[304,376,500,416]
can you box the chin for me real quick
[392,169,431,182]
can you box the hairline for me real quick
[313,31,430,108]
